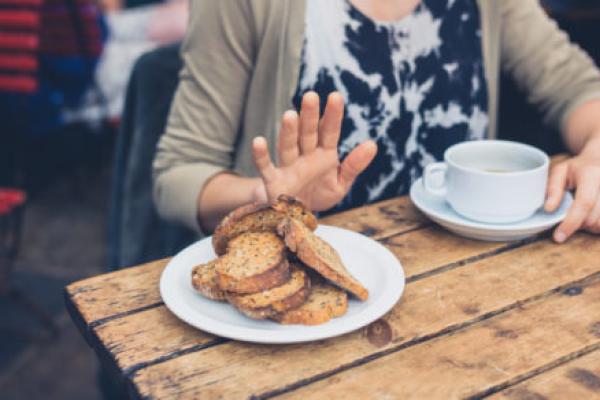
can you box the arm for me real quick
[500,0,600,242]
[499,0,600,132]
[563,99,600,155]
[153,2,376,234]
[197,173,263,232]
[199,93,377,232]
[545,100,600,242]
[152,0,257,234]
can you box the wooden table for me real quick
[65,196,600,399]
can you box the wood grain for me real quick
[129,235,600,399]
[93,306,219,375]
[383,226,509,281]
[65,258,168,331]
[279,274,600,400]
[491,349,600,400]
[90,225,514,375]
[67,218,505,337]
[65,197,425,332]
[319,196,427,240]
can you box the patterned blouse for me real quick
[293,0,489,212]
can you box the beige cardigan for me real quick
[153,0,600,233]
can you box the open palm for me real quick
[252,92,377,211]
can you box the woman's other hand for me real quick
[545,139,600,242]
[252,91,377,211]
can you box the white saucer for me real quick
[409,178,573,242]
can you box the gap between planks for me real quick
[125,234,600,398]
[100,235,543,380]
[487,346,600,399]
[473,342,600,399]
[251,272,600,400]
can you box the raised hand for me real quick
[251,91,377,211]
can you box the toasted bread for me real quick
[212,195,317,255]
[216,232,290,294]
[227,265,311,319]
[278,218,369,301]
[273,281,348,325]
[191,260,227,301]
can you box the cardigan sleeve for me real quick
[152,0,257,234]
[499,0,600,134]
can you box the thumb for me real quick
[545,163,569,212]
[338,140,377,190]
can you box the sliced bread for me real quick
[273,281,348,325]
[191,259,227,301]
[216,231,290,294]
[227,265,311,319]
[278,218,369,301]
[212,195,317,255]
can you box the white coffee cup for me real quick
[423,140,550,224]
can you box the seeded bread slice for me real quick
[212,195,317,255]
[278,218,369,301]
[227,266,311,319]
[191,260,227,301]
[273,281,348,325]
[216,232,290,294]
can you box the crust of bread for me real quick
[212,202,272,255]
[212,195,317,255]
[218,257,290,294]
[278,218,369,301]
[227,267,311,319]
[191,261,227,301]
[273,282,348,325]
[272,195,318,230]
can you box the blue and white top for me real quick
[293,0,489,212]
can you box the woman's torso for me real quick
[293,0,489,212]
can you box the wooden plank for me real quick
[65,258,168,328]
[65,197,425,331]
[65,220,501,333]
[92,307,219,375]
[490,349,600,400]
[319,196,427,240]
[128,234,600,399]
[91,226,510,375]
[278,274,600,400]
[383,226,510,281]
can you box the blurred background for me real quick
[0,0,598,399]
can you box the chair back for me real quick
[0,0,104,95]
[0,0,42,93]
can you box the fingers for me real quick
[277,110,300,166]
[545,163,568,212]
[319,92,344,149]
[338,140,378,190]
[252,136,277,183]
[299,92,320,155]
[584,195,600,232]
[554,172,600,243]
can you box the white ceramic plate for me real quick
[410,177,573,241]
[160,225,405,344]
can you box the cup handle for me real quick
[423,162,448,197]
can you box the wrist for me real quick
[250,179,268,204]
[581,131,600,157]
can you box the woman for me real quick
[153,0,600,243]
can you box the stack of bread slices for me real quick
[191,195,369,325]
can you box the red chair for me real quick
[0,0,102,336]
[0,0,41,94]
